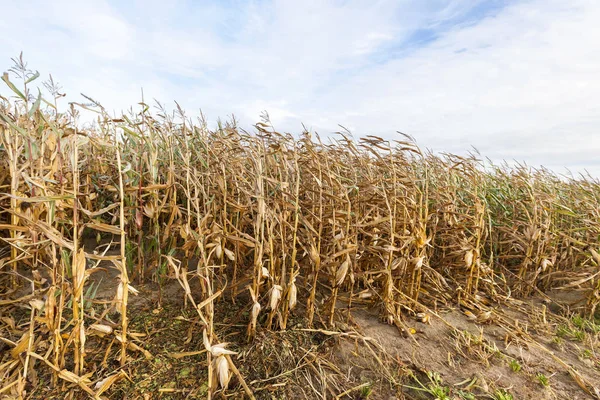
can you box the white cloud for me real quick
[1,0,599,176]
[353,33,394,56]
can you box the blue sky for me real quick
[1,0,600,176]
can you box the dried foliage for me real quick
[1,56,600,399]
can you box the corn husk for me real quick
[269,285,282,310]
[215,355,230,389]
[335,256,350,287]
[288,282,297,310]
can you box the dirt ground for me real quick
[5,243,600,400]
[18,269,597,400]
[339,302,600,399]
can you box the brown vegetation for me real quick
[1,55,599,399]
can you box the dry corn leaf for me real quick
[95,371,126,396]
[89,324,113,335]
[11,331,30,359]
[85,221,122,235]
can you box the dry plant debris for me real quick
[1,55,599,399]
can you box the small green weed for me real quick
[581,349,592,359]
[493,389,514,400]
[359,382,373,399]
[456,390,476,400]
[536,372,550,387]
[404,371,451,400]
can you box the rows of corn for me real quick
[1,58,600,398]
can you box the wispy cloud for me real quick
[1,0,599,176]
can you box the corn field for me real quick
[1,57,600,399]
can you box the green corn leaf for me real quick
[0,111,28,135]
[28,89,42,118]
[42,97,57,109]
[25,70,40,84]
[1,73,27,101]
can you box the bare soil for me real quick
[8,242,600,399]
